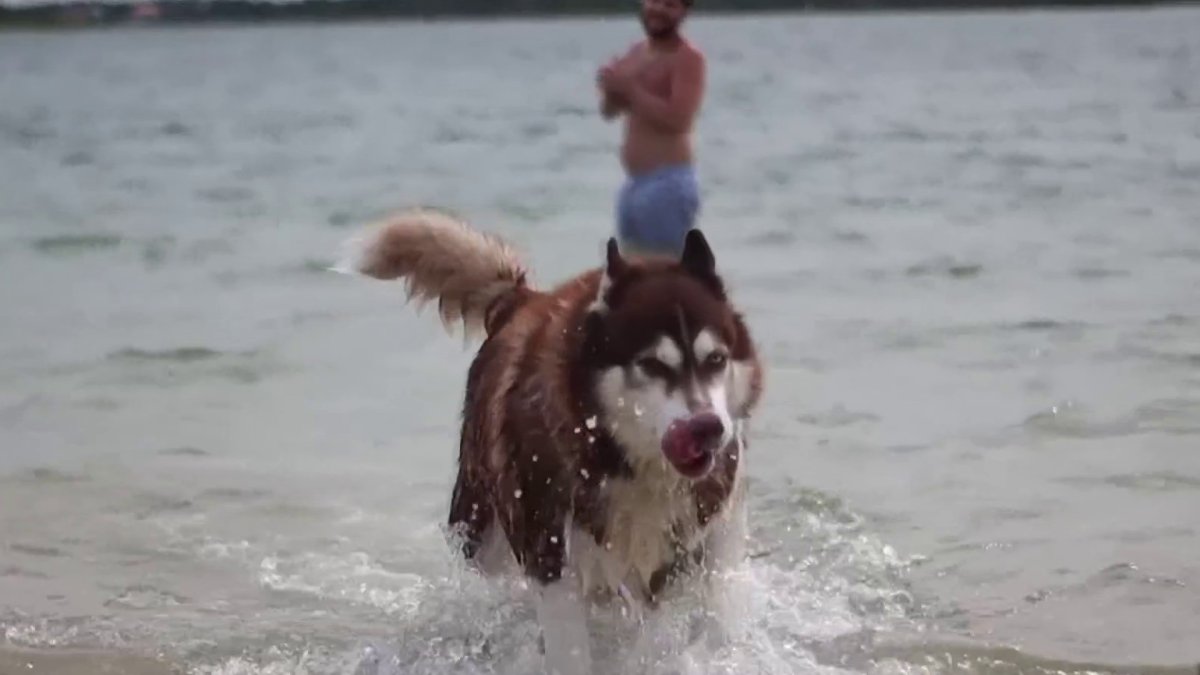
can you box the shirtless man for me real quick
[596,0,706,258]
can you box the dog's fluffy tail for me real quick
[333,207,530,338]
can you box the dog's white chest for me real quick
[570,473,703,602]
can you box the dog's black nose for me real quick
[688,412,725,449]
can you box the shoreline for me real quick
[1,0,1197,31]
[0,646,181,675]
[2,640,1196,675]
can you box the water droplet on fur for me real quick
[532,454,539,462]
[585,416,598,430]
[605,542,613,550]
[580,468,590,479]
[573,427,581,434]
[633,403,644,417]
[550,536,559,544]
[514,489,523,499]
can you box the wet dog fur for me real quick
[335,208,764,674]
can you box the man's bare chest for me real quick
[631,52,675,97]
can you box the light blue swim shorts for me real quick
[615,163,700,257]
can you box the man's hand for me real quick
[596,56,620,86]
[598,60,637,99]
[600,91,626,120]
[597,55,633,120]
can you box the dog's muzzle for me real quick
[661,412,725,479]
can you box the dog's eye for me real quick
[636,357,673,378]
[703,352,728,370]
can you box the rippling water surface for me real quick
[2,7,1199,674]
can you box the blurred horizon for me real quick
[0,0,1179,22]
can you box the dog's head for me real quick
[583,230,762,480]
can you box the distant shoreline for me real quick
[0,0,1192,30]
[0,646,178,675]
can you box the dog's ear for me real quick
[589,238,626,315]
[605,237,628,279]
[680,229,726,298]
[680,229,715,278]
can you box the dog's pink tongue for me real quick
[662,421,703,468]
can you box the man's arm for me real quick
[623,48,705,134]
[600,91,626,120]
[597,43,640,121]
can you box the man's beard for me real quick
[640,11,679,40]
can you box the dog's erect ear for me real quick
[605,237,628,279]
[680,229,727,299]
[680,229,716,278]
[589,238,626,315]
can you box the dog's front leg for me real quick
[536,573,593,675]
[700,476,749,649]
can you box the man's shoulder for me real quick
[675,38,705,70]
[675,38,705,66]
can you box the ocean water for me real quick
[2,7,1200,674]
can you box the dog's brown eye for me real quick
[704,352,728,370]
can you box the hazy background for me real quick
[2,5,1199,674]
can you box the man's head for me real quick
[639,0,691,41]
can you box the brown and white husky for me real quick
[335,208,764,674]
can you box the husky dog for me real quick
[335,208,764,674]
